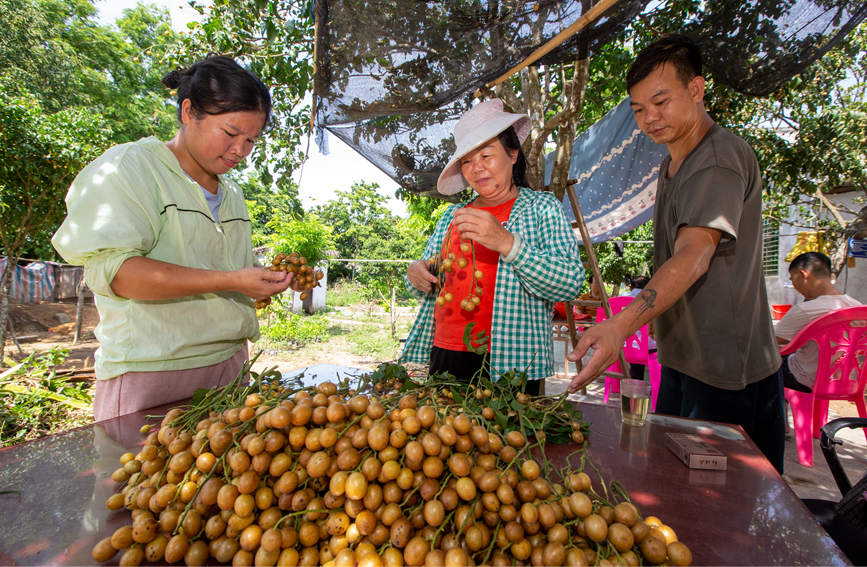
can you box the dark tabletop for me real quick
[0,373,849,566]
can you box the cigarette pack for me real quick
[664,433,727,471]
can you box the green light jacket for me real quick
[52,137,257,380]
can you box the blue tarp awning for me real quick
[546,98,669,244]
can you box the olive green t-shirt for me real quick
[652,124,781,390]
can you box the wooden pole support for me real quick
[474,0,621,97]
[565,179,632,379]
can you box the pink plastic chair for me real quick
[781,306,867,467]
[597,296,661,411]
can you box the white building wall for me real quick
[289,264,328,314]
[767,190,866,306]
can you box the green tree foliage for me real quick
[316,182,401,265]
[241,175,304,243]
[0,1,184,360]
[178,0,315,189]
[708,24,866,217]
[400,193,451,236]
[591,222,654,294]
[0,0,184,262]
[315,182,427,297]
[0,95,111,259]
[241,162,332,268]
[100,4,183,142]
[360,218,429,300]
[0,0,100,111]
[0,94,111,359]
[241,173,331,274]
[0,0,179,142]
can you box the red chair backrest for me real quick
[596,296,650,362]
[780,306,867,398]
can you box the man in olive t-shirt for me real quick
[568,35,785,473]
[652,124,780,387]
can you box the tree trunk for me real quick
[522,66,546,190]
[489,0,590,200]
[548,59,589,201]
[390,286,396,338]
[497,58,590,201]
[0,256,17,363]
[73,276,87,345]
[832,204,867,276]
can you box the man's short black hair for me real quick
[626,34,703,93]
[789,252,832,278]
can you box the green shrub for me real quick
[262,310,329,347]
[261,213,333,267]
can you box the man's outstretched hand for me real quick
[566,319,630,392]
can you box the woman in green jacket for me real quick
[53,55,295,420]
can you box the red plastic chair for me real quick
[781,306,867,467]
[597,296,661,411]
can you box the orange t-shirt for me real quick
[433,197,516,351]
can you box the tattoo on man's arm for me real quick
[636,289,657,316]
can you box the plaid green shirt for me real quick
[400,187,584,380]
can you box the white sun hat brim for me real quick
[436,99,531,196]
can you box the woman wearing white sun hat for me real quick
[401,99,585,393]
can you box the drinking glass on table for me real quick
[620,379,651,426]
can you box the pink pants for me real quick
[93,346,248,422]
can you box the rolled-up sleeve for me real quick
[505,193,584,302]
[52,152,160,298]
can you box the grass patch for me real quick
[349,311,392,324]
[346,325,402,359]
[343,317,414,360]
[327,281,367,307]
[327,280,419,311]
[325,324,351,338]
[260,310,329,347]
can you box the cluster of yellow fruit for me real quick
[92,382,692,566]
[431,240,484,313]
[255,253,324,309]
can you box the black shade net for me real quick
[313,0,866,197]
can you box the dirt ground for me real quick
[252,336,390,375]
[2,301,382,374]
[4,301,101,371]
